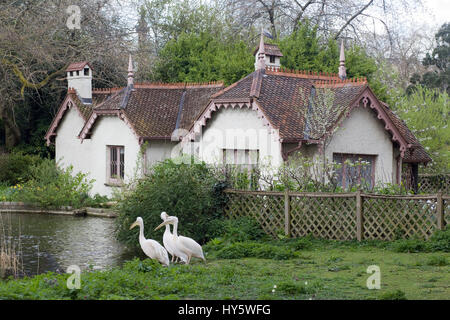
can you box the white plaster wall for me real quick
[67,67,92,100]
[56,111,141,197]
[55,107,91,181]
[191,106,283,168]
[324,107,395,185]
[86,116,141,196]
[144,141,177,169]
[254,51,281,70]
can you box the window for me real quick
[108,146,124,184]
[70,71,73,77]
[223,149,259,169]
[223,149,259,188]
[333,153,376,190]
[269,55,276,63]
[76,70,79,76]
[84,68,89,76]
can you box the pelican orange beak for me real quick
[130,221,139,230]
[154,220,170,231]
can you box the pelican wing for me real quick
[142,239,169,266]
[179,236,205,260]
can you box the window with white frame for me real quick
[223,149,259,170]
[107,146,124,184]
[222,149,259,188]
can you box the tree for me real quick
[408,23,450,95]
[0,0,131,150]
[393,86,449,173]
[278,21,383,98]
[222,0,422,41]
[153,32,254,85]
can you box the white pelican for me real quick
[155,215,206,264]
[130,217,170,266]
[160,212,188,264]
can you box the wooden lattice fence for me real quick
[224,190,449,241]
[418,174,450,194]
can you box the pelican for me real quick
[130,217,170,266]
[155,215,206,264]
[160,212,188,264]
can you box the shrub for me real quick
[83,194,111,208]
[277,281,313,295]
[13,159,94,208]
[428,227,450,252]
[0,152,43,185]
[391,238,430,253]
[116,159,224,249]
[283,237,314,250]
[218,217,267,243]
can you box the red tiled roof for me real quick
[66,62,93,72]
[210,67,429,163]
[211,68,366,141]
[50,64,430,164]
[82,82,224,139]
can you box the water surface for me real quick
[0,212,135,276]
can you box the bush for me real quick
[218,217,267,243]
[428,227,450,252]
[0,152,43,185]
[116,159,225,249]
[391,238,431,253]
[389,227,450,253]
[13,159,94,208]
[277,281,313,295]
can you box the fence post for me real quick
[436,192,444,230]
[284,189,291,237]
[356,191,363,241]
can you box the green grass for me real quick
[0,238,448,300]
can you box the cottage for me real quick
[45,35,430,196]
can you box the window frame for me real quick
[333,153,376,190]
[222,149,260,188]
[107,145,125,185]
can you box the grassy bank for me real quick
[0,238,448,300]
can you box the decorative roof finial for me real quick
[257,27,266,70]
[128,54,134,87]
[339,40,347,80]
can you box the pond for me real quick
[0,212,136,277]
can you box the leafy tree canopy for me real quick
[409,23,449,95]
[392,86,449,173]
[153,32,254,85]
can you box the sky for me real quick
[421,0,450,28]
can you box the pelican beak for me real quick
[129,221,138,230]
[154,220,170,231]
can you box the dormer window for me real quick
[270,55,275,64]
[84,68,89,76]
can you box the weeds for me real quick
[0,213,22,279]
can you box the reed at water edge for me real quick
[0,212,22,279]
